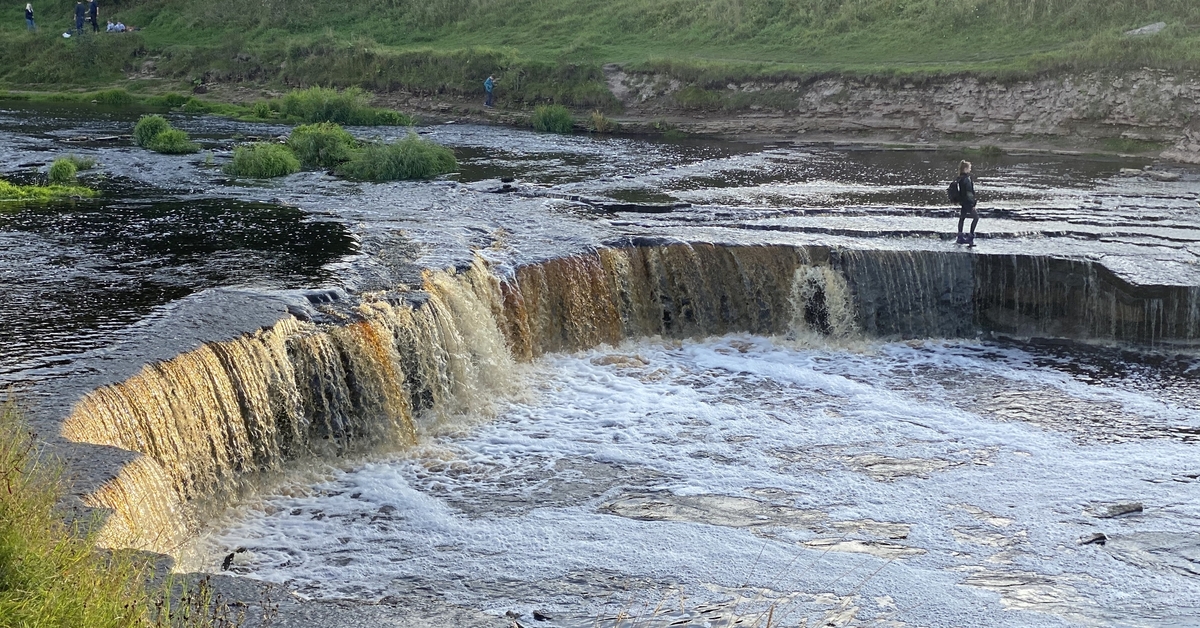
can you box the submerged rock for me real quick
[1087,501,1144,518]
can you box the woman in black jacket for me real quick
[956,160,978,246]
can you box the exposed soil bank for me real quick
[367,67,1200,162]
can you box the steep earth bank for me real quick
[359,66,1200,162]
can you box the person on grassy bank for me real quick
[955,160,979,246]
[484,75,496,108]
[25,3,35,30]
[73,0,84,35]
[88,0,98,33]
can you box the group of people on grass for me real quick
[23,2,133,36]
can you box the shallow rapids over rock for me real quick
[3,103,1200,627]
[194,337,1200,627]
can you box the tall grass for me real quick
[287,122,358,168]
[224,143,301,178]
[0,399,256,627]
[532,104,573,133]
[335,133,457,181]
[277,87,413,125]
[47,159,78,185]
[134,115,200,154]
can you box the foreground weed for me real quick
[0,398,269,627]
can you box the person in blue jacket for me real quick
[25,3,36,30]
[73,0,85,35]
[956,160,979,246]
[88,0,98,32]
[484,75,496,108]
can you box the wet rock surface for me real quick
[2,104,1200,627]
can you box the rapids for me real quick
[2,101,1200,626]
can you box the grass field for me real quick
[2,1,1198,104]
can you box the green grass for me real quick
[288,122,358,168]
[133,115,171,147]
[0,399,249,627]
[335,133,457,181]
[61,154,98,171]
[0,179,96,201]
[531,104,574,133]
[47,159,77,185]
[145,129,200,154]
[224,143,302,178]
[277,86,413,126]
[134,115,200,154]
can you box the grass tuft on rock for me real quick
[288,122,359,168]
[145,129,200,154]
[133,115,171,147]
[335,133,456,182]
[134,115,200,154]
[224,143,302,178]
[278,86,413,126]
[532,104,573,133]
[0,179,96,201]
[47,159,78,185]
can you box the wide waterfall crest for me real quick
[60,243,1200,554]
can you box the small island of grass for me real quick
[0,180,96,202]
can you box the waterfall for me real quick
[59,243,1200,554]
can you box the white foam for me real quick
[197,336,1200,627]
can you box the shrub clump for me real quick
[335,133,457,182]
[134,115,200,154]
[279,86,413,126]
[133,114,171,146]
[224,143,302,178]
[532,104,574,133]
[288,122,358,168]
[145,129,200,154]
[92,88,134,106]
[47,158,77,185]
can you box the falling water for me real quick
[60,243,1200,553]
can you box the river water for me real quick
[2,101,1200,627]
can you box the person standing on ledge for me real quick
[25,3,35,30]
[484,74,497,108]
[73,0,85,36]
[88,0,98,32]
[956,160,979,246]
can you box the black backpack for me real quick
[947,179,962,203]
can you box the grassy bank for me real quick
[1,0,1198,108]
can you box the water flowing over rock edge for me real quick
[59,242,1200,555]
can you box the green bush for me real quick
[93,88,134,106]
[224,143,302,178]
[47,159,78,185]
[252,100,272,118]
[133,114,171,147]
[278,86,413,126]
[532,104,573,133]
[335,133,457,182]
[288,122,358,168]
[145,129,200,154]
